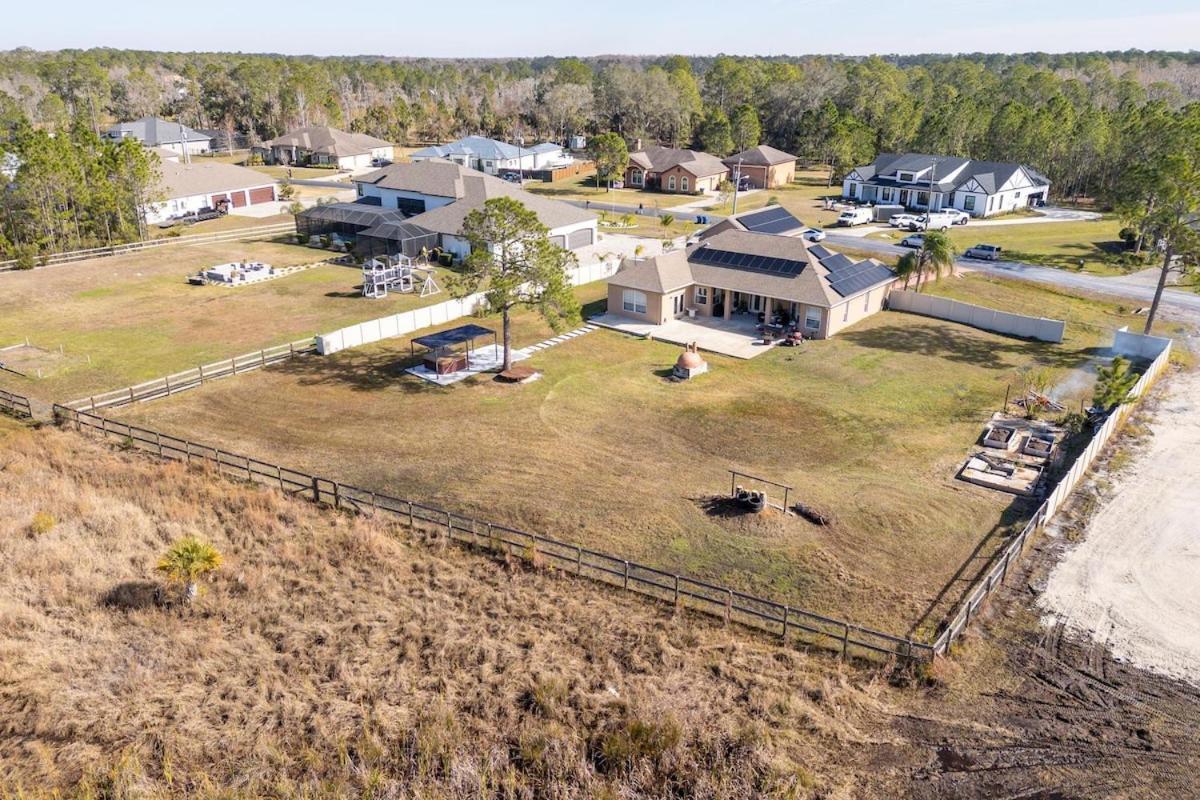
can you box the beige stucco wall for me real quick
[608,283,666,324]
[825,285,890,337]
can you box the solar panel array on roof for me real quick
[737,205,802,235]
[691,246,807,276]
[819,253,895,297]
[808,245,834,260]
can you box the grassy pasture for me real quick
[110,274,1139,635]
[0,238,453,402]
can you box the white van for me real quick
[836,208,874,226]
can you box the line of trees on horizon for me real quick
[2,48,1200,260]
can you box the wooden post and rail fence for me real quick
[0,337,1174,665]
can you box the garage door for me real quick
[549,234,566,249]
[567,228,594,249]
[210,193,229,208]
[229,190,248,208]
[248,186,275,204]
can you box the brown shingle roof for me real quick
[629,146,729,179]
[265,126,392,158]
[608,230,893,308]
[724,145,796,167]
[158,161,274,200]
[394,161,595,235]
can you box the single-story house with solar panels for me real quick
[723,145,797,189]
[843,153,1050,217]
[605,230,895,339]
[698,205,806,240]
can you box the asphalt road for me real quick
[824,232,1200,319]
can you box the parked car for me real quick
[801,227,826,242]
[836,208,874,226]
[370,157,392,167]
[501,171,522,183]
[906,211,957,232]
[736,174,753,191]
[888,213,918,228]
[940,208,971,225]
[964,243,1003,260]
[900,233,925,248]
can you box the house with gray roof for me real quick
[604,229,895,341]
[410,136,569,175]
[104,116,212,158]
[342,159,596,260]
[146,161,277,224]
[625,146,729,194]
[843,153,1050,218]
[261,126,394,171]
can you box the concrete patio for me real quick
[589,313,775,359]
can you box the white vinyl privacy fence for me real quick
[1113,327,1172,360]
[887,290,1066,343]
[317,258,620,356]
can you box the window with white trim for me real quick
[880,187,895,202]
[804,307,821,332]
[963,195,976,211]
[695,286,708,304]
[668,175,676,191]
[681,176,689,192]
[897,171,915,182]
[622,289,647,315]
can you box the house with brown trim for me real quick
[724,145,797,189]
[605,230,895,340]
[624,145,729,194]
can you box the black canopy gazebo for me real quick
[410,324,497,376]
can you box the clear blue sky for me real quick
[3,0,1198,58]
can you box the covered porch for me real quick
[695,286,825,339]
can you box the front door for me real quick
[672,294,685,317]
[712,288,725,317]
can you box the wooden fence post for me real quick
[725,589,733,624]
[165,374,172,395]
[155,431,162,457]
[127,387,134,404]
[332,482,341,509]
[673,575,680,605]
[198,364,204,384]
[841,624,850,659]
[311,476,321,503]
[781,606,790,639]
[623,561,629,590]
[408,501,415,530]
[576,546,582,575]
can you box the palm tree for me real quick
[157,537,222,604]
[914,231,956,292]
[659,213,675,239]
[895,251,918,290]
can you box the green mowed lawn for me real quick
[525,174,696,210]
[871,216,1133,276]
[0,239,454,402]
[110,275,1138,635]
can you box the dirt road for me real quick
[1040,366,1200,685]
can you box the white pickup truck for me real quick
[836,207,874,226]
[906,210,967,231]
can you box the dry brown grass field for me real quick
[0,424,888,797]
[108,275,1145,638]
[4,412,1199,798]
[0,238,452,402]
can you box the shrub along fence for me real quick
[52,402,935,664]
[0,387,32,419]
[931,335,1173,655]
[61,338,317,413]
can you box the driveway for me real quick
[1040,365,1200,685]
[824,233,1200,319]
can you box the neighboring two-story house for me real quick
[624,146,729,194]
[842,154,1051,217]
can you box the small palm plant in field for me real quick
[659,213,675,239]
[157,537,222,605]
